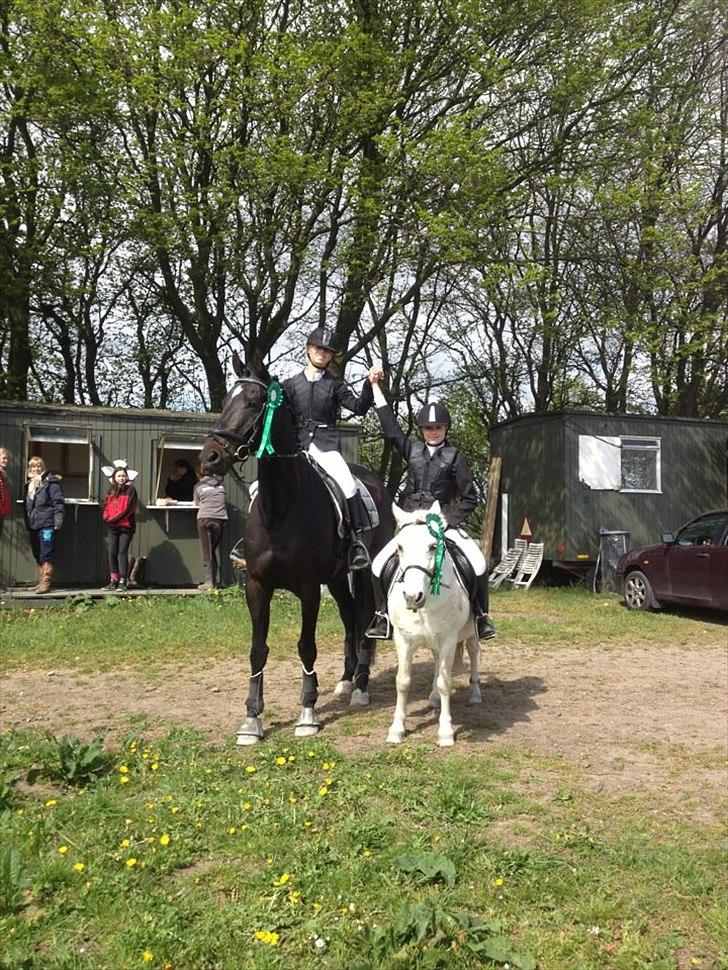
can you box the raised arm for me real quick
[371,381,414,463]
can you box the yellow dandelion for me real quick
[273,873,290,886]
[73,862,85,872]
[307,750,315,758]
[313,901,323,913]
[265,857,273,864]
[159,834,170,846]
[120,776,130,785]
[57,845,69,855]
[228,827,237,835]
[126,857,138,868]
[241,823,250,830]
[151,763,159,771]
[204,768,212,774]
[118,765,129,774]
[287,755,295,762]
[494,877,504,887]
[142,951,154,963]
[120,838,130,848]
[325,777,332,785]
[45,799,57,807]
[275,756,286,766]
[254,930,279,947]
[171,807,180,814]
[289,796,297,805]
[245,765,256,774]
[363,850,372,858]
[242,802,252,811]
[289,890,301,904]
[318,786,328,796]
[322,762,330,770]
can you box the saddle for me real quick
[303,453,379,539]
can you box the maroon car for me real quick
[616,509,728,612]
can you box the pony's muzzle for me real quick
[404,591,426,611]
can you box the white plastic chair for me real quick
[509,542,544,590]
[489,539,528,589]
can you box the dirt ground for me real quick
[3,637,727,818]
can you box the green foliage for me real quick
[45,734,114,787]
[0,847,31,916]
[393,851,457,886]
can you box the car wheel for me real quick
[623,570,659,611]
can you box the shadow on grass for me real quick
[618,600,728,626]
[265,659,547,746]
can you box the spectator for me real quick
[0,447,10,594]
[23,456,64,595]
[194,462,228,589]
[101,460,139,592]
[164,458,196,502]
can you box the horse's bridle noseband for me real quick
[209,376,269,466]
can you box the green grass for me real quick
[0,730,725,969]
[1,588,722,673]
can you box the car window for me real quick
[675,513,728,547]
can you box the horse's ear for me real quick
[392,504,410,529]
[232,350,246,379]
[429,500,442,516]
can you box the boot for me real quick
[474,573,496,640]
[346,493,371,571]
[36,562,53,595]
[197,564,214,590]
[365,572,393,640]
[31,564,43,593]
[117,579,127,592]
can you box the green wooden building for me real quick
[489,410,728,573]
[0,400,358,589]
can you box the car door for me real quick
[710,520,728,610]
[665,512,728,605]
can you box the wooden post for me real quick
[480,455,502,566]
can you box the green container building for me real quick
[0,400,358,589]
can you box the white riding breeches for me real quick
[372,526,486,577]
[307,443,357,499]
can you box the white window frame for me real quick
[147,433,204,508]
[620,436,662,494]
[24,424,97,504]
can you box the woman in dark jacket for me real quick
[101,460,139,592]
[23,456,64,594]
[193,463,228,589]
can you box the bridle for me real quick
[209,376,269,468]
[394,521,450,590]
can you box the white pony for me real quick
[386,502,482,747]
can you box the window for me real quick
[26,425,94,501]
[579,434,661,493]
[151,434,204,505]
[620,437,661,492]
[675,513,727,547]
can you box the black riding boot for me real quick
[365,571,392,640]
[474,573,496,640]
[346,493,371,571]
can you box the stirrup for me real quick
[366,611,392,640]
[348,538,371,571]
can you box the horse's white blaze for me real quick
[387,503,481,747]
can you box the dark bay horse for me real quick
[200,352,394,744]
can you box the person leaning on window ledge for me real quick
[161,458,196,503]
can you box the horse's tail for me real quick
[353,568,377,667]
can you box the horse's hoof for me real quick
[295,707,321,738]
[428,691,441,709]
[350,689,369,707]
[333,679,353,697]
[387,729,404,744]
[437,734,455,747]
[469,689,483,705]
[236,717,263,745]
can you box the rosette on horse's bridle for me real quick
[425,513,446,595]
[254,381,285,459]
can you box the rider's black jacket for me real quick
[376,402,477,528]
[283,370,374,452]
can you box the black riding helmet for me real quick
[417,401,451,428]
[306,326,338,353]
